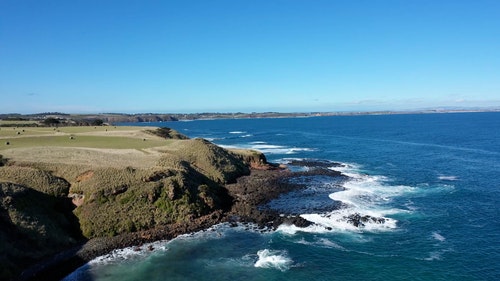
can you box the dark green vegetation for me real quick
[72,138,248,238]
[0,128,263,280]
[0,164,82,278]
[146,127,189,140]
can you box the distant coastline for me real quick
[1,108,499,126]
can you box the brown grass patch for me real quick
[76,170,94,182]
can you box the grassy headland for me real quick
[0,126,268,280]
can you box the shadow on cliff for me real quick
[0,182,87,281]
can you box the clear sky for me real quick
[1,0,499,114]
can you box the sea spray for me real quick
[254,249,293,271]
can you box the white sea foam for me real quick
[438,175,458,181]
[229,131,246,134]
[432,231,446,242]
[295,237,347,250]
[85,223,242,267]
[254,249,293,271]
[277,223,330,235]
[248,144,315,155]
[424,251,443,261]
[221,142,315,155]
[87,240,168,265]
[279,163,416,233]
[286,147,316,154]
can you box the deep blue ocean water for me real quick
[65,112,500,281]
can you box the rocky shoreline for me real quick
[20,166,324,281]
[2,126,355,280]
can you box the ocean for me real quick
[64,112,500,281]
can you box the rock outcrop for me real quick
[345,213,386,227]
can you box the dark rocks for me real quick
[142,170,173,182]
[345,213,386,227]
[279,216,312,228]
[288,159,344,168]
[225,169,317,230]
[294,167,344,178]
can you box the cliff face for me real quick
[0,180,82,279]
[0,136,263,280]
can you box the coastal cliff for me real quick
[0,126,291,280]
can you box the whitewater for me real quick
[64,112,500,281]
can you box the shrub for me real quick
[91,119,104,126]
[42,117,60,126]
[173,138,250,183]
[146,127,188,139]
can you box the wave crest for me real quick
[254,249,293,271]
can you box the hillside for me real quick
[0,126,266,280]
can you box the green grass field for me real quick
[0,135,174,150]
[0,126,188,169]
[0,126,172,150]
[0,125,148,136]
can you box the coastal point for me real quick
[0,124,303,280]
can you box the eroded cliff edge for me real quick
[0,127,300,280]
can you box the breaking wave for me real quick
[254,249,293,271]
[275,160,416,234]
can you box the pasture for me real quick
[0,126,181,168]
[0,126,171,149]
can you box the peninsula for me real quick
[0,124,314,280]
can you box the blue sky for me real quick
[1,0,499,114]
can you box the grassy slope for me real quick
[0,126,257,280]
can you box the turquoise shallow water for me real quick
[65,112,500,281]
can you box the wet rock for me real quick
[288,159,343,168]
[280,216,312,228]
[345,213,386,227]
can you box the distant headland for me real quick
[1,107,499,126]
